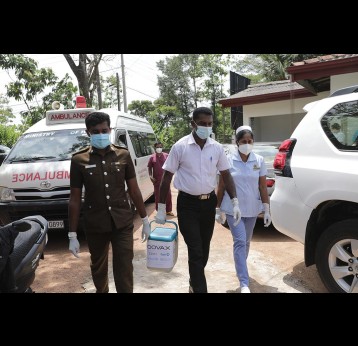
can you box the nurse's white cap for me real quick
[236,125,252,135]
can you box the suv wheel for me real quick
[315,219,358,293]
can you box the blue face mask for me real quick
[194,122,212,140]
[90,133,111,149]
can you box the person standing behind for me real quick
[216,125,271,293]
[68,111,150,293]
[331,122,345,144]
[147,142,174,216]
[155,107,241,293]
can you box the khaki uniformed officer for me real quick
[68,111,150,293]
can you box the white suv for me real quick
[271,85,358,293]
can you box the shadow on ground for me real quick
[283,262,329,293]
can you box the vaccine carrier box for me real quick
[147,220,178,272]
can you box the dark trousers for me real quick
[86,221,134,293]
[177,192,217,293]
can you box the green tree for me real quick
[0,54,77,130]
[63,54,103,107]
[157,55,195,117]
[128,100,155,117]
[17,73,77,131]
[0,124,21,147]
[2,54,58,119]
[102,75,120,109]
[0,94,15,124]
[156,54,235,146]
[233,54,324,82]
[92,74,120,109]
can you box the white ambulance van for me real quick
[0,106,156,231]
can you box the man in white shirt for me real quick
[155,107,241,293]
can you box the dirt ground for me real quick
[31,187,328,293]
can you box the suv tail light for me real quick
[274,139,296,177]
[266,178,275,188]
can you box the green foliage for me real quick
[155,54,234,146]
[128,100,155,117]
[214,106,234,144]
[0,94,15,124]
[0,54,76,131]
[63,54,103,107]
[5,62,58,102]
[18,74,78,130]
[93,74,120,109]
[42,73,77,110]
[0,124,21,147]
[233,54,325,83]
[0,54,77,131]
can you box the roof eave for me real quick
[219,89,314,108]
[287,56,358,81]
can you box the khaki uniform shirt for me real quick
[70,144,136,233]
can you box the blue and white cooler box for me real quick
[147,220,178,272]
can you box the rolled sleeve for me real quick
[217,146,231,172]
[162,146,179,174]
[259,157,267,176]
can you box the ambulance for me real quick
[0,100,156,231]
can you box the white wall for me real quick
[331,73,358,93]
[243,92,329,120]
[250,113,305,141]
[240,92,330,142]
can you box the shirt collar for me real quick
[90,144,115,155]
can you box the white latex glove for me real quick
[68,232,80,258]
[141,216,151,242]
[155,203,166,225]
[263,203,272,227]
[215,208,226,224]
[231,198,241,226]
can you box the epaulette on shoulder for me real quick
[112,143,128,150]
[72,146,90,156]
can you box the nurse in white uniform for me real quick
[216,125,271,293]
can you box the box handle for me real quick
[149,220,178,234]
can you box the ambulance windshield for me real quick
[6,129,90,163]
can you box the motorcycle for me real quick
[0,215,48,293]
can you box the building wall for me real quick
[241,92,329,141]
[243,92,329,120]
[250,113,305,142]
[331,73,358,93]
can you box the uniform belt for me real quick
[179,190,215,200]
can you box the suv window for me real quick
[321,100,358,150]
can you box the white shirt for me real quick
[220,150,267,217]
[163,133,230,195]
